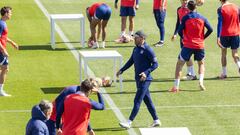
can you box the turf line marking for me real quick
[34,0,137,134]
[2,104,240,113]
[106,104,240,110]
[0,110,30,113]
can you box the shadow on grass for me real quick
[56,40,115,44]
[106,45,133,48]
[121,76,239,83]
[101,89,169,95]
[19,44,69,51]
[41,87,64,94]
[204,76,239,81]
[19,45,52,50]
[119,78,174,83]
[94,127,126,132]
[55,41,81,44]
[18,41,134,51]
[19,44,87,51]
[94,125,153,132]
[179,89,203,92]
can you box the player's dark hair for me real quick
[80,78,97,93]
[1,6,12,16]
[187,1,196,11]
[220,0,227,2]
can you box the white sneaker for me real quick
[0,90,11,97]
[102,41,105,48]
[91,42,99,49]
[199,83,206,91]
[119,122,131,129]
[151,119,161,127]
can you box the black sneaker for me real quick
[182,74,197,80]
[154,41,164,47]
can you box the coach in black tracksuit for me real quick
[117,30,161,129]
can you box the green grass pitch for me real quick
[0,0,240,134]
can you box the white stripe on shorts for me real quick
[0,57,7,65]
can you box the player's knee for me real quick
[129,18,134,23]
[198,60,204,65]
[88,129,95,135]
[232,52,238,59]
[5,68,9,73]
[1,66,9,73]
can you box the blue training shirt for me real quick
[120,42,158,81]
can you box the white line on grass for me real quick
[2,104,240,113]
[34,0,137,135]
[0,110,30,113]
[105,104,240,110]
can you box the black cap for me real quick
[134,30,147,39]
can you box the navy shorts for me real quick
[220,36,239,49]
[0,53,8,65]
[95,4,111,20]
[179,47,205,61]
[120,6,135,16]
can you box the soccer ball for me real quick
[102,76,112,87]
[95,76,113,87]
[88,40,94,48]
[195,0,204,6]
[121,34,131,43]
[95,77,103,87]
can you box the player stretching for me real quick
[115,0,139,41]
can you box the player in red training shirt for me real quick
[0,6,18,97]
[114,0,139,41]
[56,78,104,135]
[46,85,96,135]
[217,0,240,79]
[171,0,196,80]
[153,0,167,47]
[170,0,213,92]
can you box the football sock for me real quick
[129,31,134,36]
[102,41,105,48]
[190,65,195,76]
[174,79,180,89]
[187,66,191,75]
[236,61,240,68]
[0,84,3,93]
[120,31,126,37]
[222,66,227,76]
[187,65,195,76]
[127,120,132,125]
[199,74,204,85]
